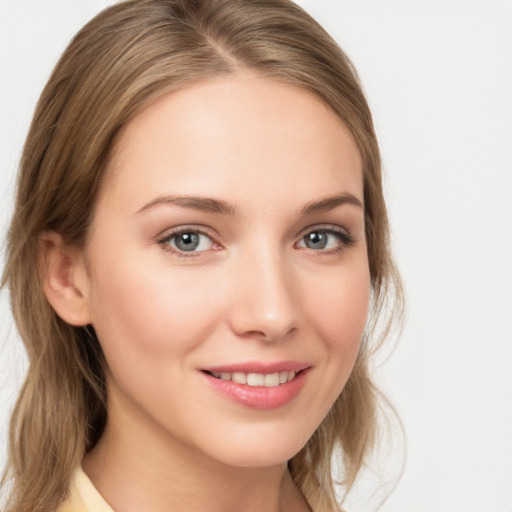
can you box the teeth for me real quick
[232,372,247,384]
[210,370,298,387]
[264,373,280,387]
[247,373,264,386]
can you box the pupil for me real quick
[306,232,327,249]
[176,232,199,251]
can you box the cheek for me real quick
[303,256,371,393]
[87,253,224,362]
[310,263,370,348]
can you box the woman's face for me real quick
[81,73,370,467]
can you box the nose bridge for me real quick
[229,240,299,341]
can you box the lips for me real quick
[200,361,311,410]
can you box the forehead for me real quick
[100,73,363,213]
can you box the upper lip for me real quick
[201,361,311,374]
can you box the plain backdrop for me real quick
[1,1,511,511]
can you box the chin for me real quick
[216,448,299,469]
[200,426,311,469]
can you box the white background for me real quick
[1,1,511,511]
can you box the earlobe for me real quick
[39,232,92,326]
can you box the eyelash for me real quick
[157,227,220,259]
[295,226,355,255]
[157,225,354,258]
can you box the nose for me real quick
[227,246,300,342]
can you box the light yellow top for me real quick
[57,466,114,512]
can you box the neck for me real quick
[82,381,310,512]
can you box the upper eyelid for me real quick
[297,223,351,238]
[157,225,219,242]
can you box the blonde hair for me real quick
[1,1,403,510]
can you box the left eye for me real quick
[297,230,343,251]
[165,231,214,252]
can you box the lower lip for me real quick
[201,370,309,410]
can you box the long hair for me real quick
[1,1,403,510]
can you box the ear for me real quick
[39,231,92,326]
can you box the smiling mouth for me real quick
[201,364,310,409]
[202,370,301,387]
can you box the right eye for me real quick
[159,229,215,254]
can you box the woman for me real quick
[1,0,403,511]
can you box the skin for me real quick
[50,73,370,511]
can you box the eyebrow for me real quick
[300,193,364,214]
[136,192,363,217]
[136,195,238,216]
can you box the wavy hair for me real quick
[1,1,403,510]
